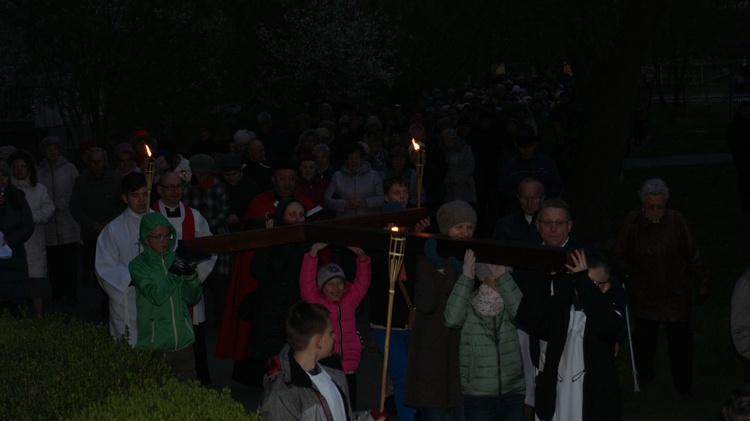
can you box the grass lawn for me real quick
[612,114,747,420]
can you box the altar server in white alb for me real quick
[95,172,150,345]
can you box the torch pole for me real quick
[380,229,406,412]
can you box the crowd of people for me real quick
[0,78,740,421]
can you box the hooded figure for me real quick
[128,212,203,353]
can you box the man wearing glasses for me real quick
[493,177,545,244]
[515,198,626,420]
[95,172,150,346]
[153,171,217,385]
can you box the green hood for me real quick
[138,212,177,259]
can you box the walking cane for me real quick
[380,227,406,412]
[623,283,640,392]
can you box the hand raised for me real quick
[463,249,476,279]
[310,242,328,257]
[564,249,588,274]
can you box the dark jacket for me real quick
[368,249,415,328]
[0,189,34,301]
[516,269,625,420]
[404,255,463,408]
[223,176,260,232]
[249,241,307,361]
[612,209,710,322]
[70,168,124,241]
[493,211,541,245]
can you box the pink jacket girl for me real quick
[300,243,371,373]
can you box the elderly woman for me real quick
[612,178,711,397]
[9,150,55,316]
[36,136,81,303]
[323,142,383,218]
[0,161,34,317]
[312,143,335,181]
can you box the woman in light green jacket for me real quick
[443,249,525,421]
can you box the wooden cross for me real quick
[183,208,570,272]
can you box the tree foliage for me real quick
[0,0,235,145]
[256,0,398,106]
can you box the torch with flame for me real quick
[144,145,154,205]
[411,138,426,208]
[380,226,406,412]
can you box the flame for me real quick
[145,144,152,157]
[391,226,399,233]
[411,138,420,151]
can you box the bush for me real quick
[0,313,260,420]
[73,378,255,420]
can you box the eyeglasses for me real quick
[538,219,569,228]
[148,233,174,242]
[159,184,183,191]
[592,280,609,286]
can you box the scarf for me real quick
[470,283,504,316]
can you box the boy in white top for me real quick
[259,302,385,421]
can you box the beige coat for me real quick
[12,178,55,278]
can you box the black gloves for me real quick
[168,241,211,277]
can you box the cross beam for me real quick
[183,209,570,272]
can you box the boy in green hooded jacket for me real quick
[129,212,203,382]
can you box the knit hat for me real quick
[257,112,272,124]
[174,158,192,182]
[39,136,61,152]
[233,129,254,145]
[366,115,381,129]
[113,142,135,157]
[154,149,174,163]
[189,153,214,173]
[317,263,346,291]
[437,200,477,235]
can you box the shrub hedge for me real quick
[0,313,260,420]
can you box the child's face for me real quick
[385,183,409,208]
[323,277,345,301]
[588,266,611,293]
